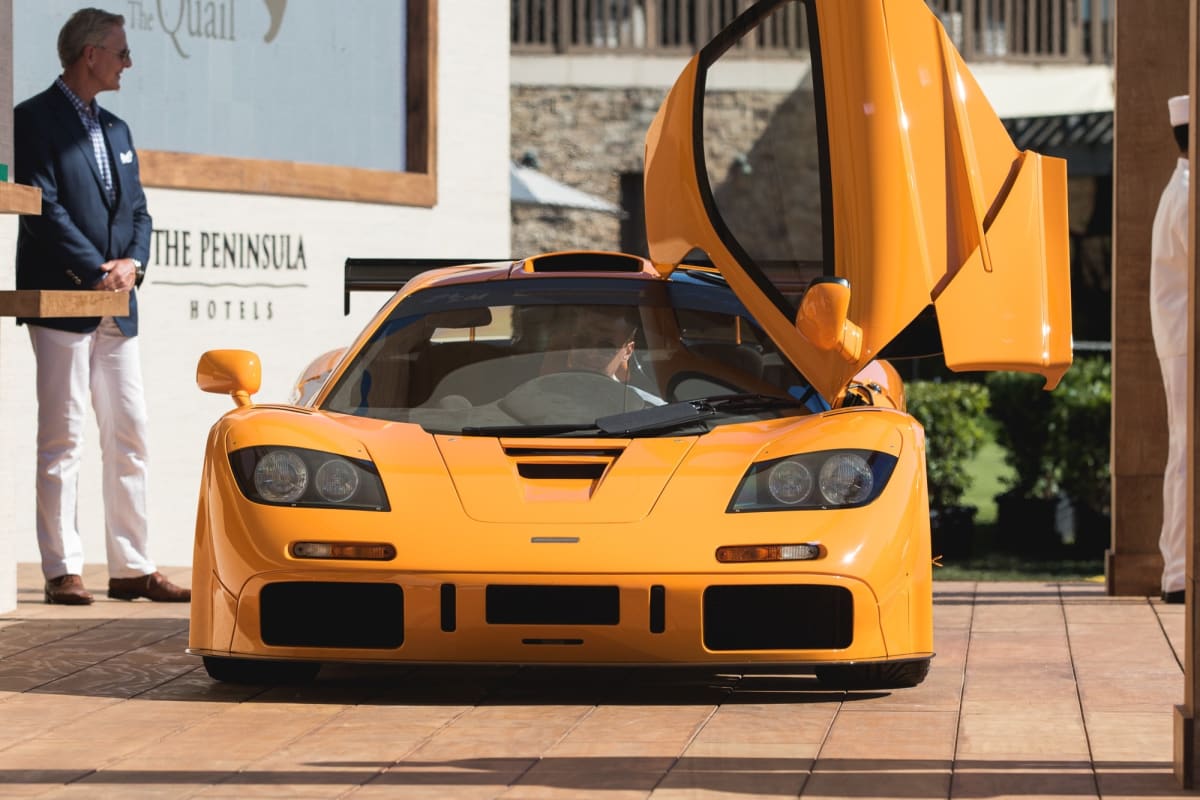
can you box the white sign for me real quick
[15,1,409,171]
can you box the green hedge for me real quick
[1045,357,1112,515]
[905,380,990,510]
[985,356,1111,515]
[906,356,1111,518]
[984,370,1055,499]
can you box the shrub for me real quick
[1046,357,1111,515]
[905,380,990,510]
[985,356,1111,514]
[985,370,1057,498]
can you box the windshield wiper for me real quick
[597,394,800,435]
[458,395,800,438]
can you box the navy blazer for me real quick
[14,82,152,335]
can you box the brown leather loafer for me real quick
[108,572,191,602]
[45,574,94,605]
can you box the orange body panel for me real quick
[189,399,933,665]
[643,0,1072,399]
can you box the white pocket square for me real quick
[119,150,133,164]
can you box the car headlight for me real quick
[229,446,390,510]
[728,449,897,512]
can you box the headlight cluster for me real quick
[728,449,896,512]
[229,446,390,510]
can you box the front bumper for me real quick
[190,569,930,666]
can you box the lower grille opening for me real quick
[487,585,619,625]
[649,585,666,634]
[260,582,403,648]
[440,583,457,632]
[703,585,852,651]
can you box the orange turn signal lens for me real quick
[716,543,822,563]
[291,541,396,560]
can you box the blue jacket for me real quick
[14,82,151,335]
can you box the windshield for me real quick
[321,276,824,435]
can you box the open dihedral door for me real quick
[642,0,1072,404]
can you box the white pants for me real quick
[28,319,155,580]
[1159,354,1187,594]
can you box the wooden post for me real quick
[1176,0,1200,785]
[1108,0,1189,597]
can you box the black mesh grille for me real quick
[260,582,404,648]
[528,252,643,272]
[703,585,852,651]
[486,585,619,624]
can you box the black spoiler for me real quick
[343,258,507,314]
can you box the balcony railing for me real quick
[511,0,1113,64]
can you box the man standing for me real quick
[1150,94,1190,604]
[15,8,189,605]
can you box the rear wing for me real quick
[343,258,501,314]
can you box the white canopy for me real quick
[510,162,622,214]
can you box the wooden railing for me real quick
[511,0,1113,64]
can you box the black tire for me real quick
[814,658,930,690]
[202,655,321,685]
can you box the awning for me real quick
[510,162,622,214]
[972,64,1113,119]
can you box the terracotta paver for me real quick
[1,566,1198,798]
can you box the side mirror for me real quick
[197,349,262,408]
[796,277,863,363]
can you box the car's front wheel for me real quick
[202,655,321,685]
[814,658,930,690]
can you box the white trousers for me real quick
[28,319,155,580]
[1159,353,1187,594]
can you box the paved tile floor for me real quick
[0,563,1195,799]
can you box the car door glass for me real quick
[700,0,827,313]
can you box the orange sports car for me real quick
[188,0,1071,687]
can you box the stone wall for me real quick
[510,86,664,257]
[510,84,808,261]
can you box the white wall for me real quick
[0,3,511,603]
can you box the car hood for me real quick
[642,0,1072,403]
[434,434,698,523]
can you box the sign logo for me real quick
[263,0,286,42]
[130,1,288,58]
[148,226,308,323]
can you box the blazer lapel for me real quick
[47,86,113,208]
[100,113,129,207]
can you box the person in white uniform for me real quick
[1150,94,1190,604]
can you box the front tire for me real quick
[814,658,930,690]
[202,655,321,685]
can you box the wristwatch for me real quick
[131,258,145,281]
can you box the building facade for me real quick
[0,0,510,610]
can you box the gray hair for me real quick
[57,8,124,68]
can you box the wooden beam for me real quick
[0,182,39,214]
[0,290,128,318]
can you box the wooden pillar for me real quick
[1176,1,1200,785]
[1107,0,1189,596]
[0,0,13,615]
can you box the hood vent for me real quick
[526,252,645,273]
[504,446,624,458]
[517,462,608,480]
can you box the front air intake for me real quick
[487,585,619,624]
[260,582,404,648]
[703,585,852,651]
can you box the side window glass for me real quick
[700,0,827,310]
